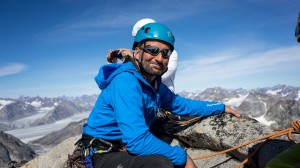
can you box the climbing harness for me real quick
[88,138,113,154]
[191,120,300,168]
[88,137,127,153]
[67,135,126,168]
[67,140,90,168]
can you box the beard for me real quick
[141,59,168,77]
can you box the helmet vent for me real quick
[145,27,151,33]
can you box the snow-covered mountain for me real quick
[1,84,299,144]
[254,84,300,100]
[0,95,97,130]
[0,100,37,121]
[179,84,300,129]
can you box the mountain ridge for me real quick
[0,84,299,167]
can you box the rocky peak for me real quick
[265,99,300,129]
[0,131,36,168]
[0,101,37,121]
[201,87,230,101]
[31,101,82,126]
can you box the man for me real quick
[107,19,196,125]
[107,18,178,92]
[83,22,240,168]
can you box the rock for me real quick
[22,135,81,168]
[170,138,241,167]
[235,92,281,118]
[0,131,36,168]
[174,114,294,167]
[187,148,240,168]
[29,119,86,149]
[265,99,300,129]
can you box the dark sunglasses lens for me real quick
[161,49,171,58]
[143,46,171,58]
[145,46,160,55]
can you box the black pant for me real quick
[81,134,175,168]
[92,151,174,168]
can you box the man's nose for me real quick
[155,52,164,62]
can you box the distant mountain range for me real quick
[0,84,299,131]
[0,95,97,130]
[179,84,300,129]
[179,84,300,101]
[0,84,299,167]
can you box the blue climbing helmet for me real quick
[132,23,175,51]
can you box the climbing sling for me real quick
[67,134,126,168]
[67,139,92,168]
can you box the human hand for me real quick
[106,49,118,63]
[184,155,197,168]
[116,48,133,60]
[224,106,240,117]
[106,48,133,63]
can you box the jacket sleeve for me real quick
[160,84,225,117]
[111,73,187,166]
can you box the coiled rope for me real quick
[191,120,300,168]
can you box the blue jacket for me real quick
[83,61,225,166]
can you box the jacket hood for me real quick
[95,62,144,90]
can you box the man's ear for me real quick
[133,47,140,60]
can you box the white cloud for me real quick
[176,45,300,91]
[0,63,27,77]
[34,0,232,43]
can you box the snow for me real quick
[244,100,275,126]
[296,90,300,101]
[224,93,248,107]
[194,92,200,97]
[39,106,54,113]
[266,89,281,95]
[10,111,49,128]
[30,100,42,108]
[8,106,55,129]
[252,115,275,126]
[279,105,285,111]
[5,112,90,143]
[0,100,14,110]
[251,102,275,126]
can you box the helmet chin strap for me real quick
[136,41,146,74]
[131,43,147,78]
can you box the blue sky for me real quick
[1,0,299,98]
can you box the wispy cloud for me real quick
[176,45,300,91]
[0,63,27,77]
[34,0,232,43]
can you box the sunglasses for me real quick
[139,45,172,59]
